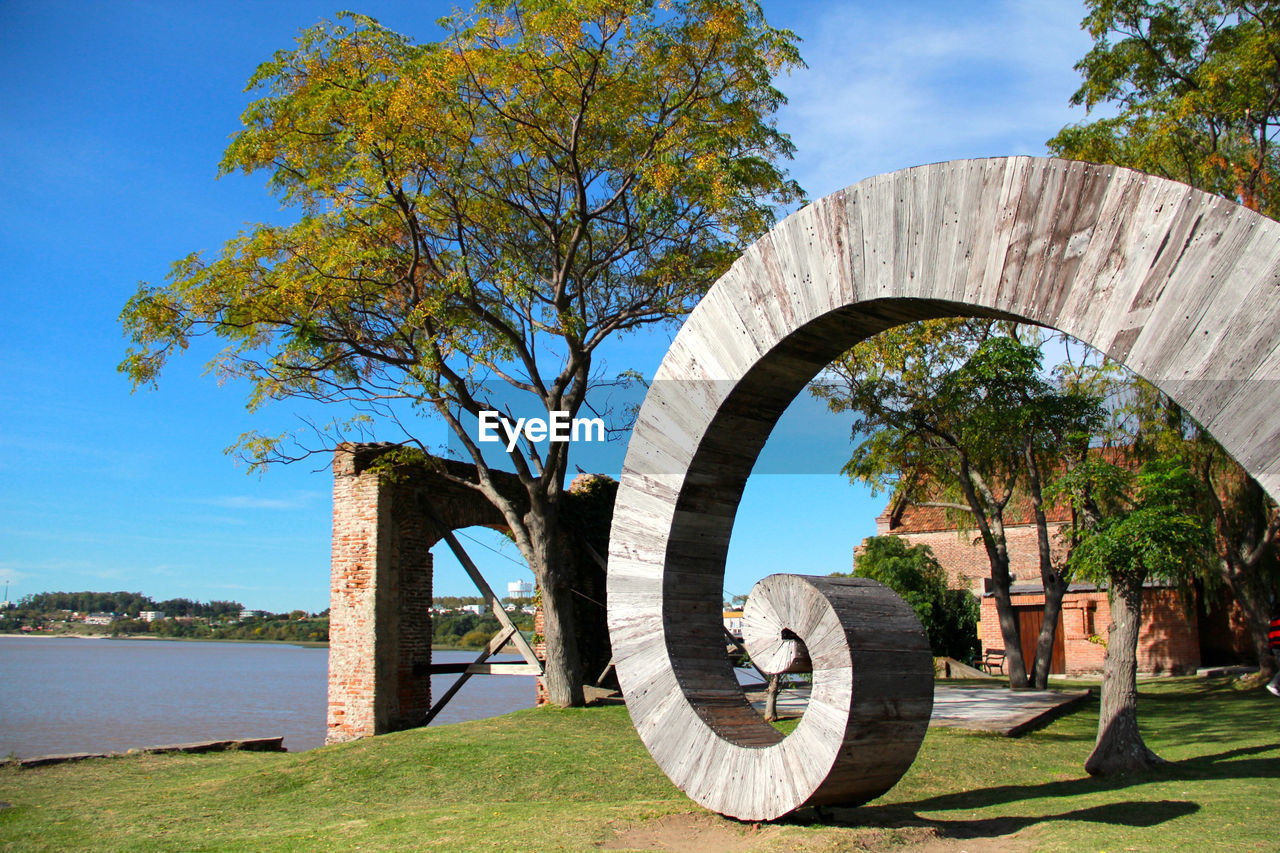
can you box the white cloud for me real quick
[775,0,1099,198]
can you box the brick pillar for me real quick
[534,608,549,706]
[327,447,433,743]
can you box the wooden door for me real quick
[1017,606,1066,675]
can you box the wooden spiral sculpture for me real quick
[742,573,934,794]
[607,156,1280,821]
[610,559,932,820]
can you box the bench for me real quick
[979,648,1006,675]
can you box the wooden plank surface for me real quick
[607,156,1280,823]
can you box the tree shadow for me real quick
[881,742,1277,816]
[1122,681,1275,747]
[800,799,1199,841]
[779,742,1278,840]
[933,743,1272,812]
[808,799,1198,835]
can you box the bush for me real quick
[842,536,979,661]
[460,629,493,649]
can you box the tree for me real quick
[840,536,978,662]
[1067,459,1212,775]
[1050,0,1280,678]
[1050,0,1280,216]
[815,320,1104,688]
[119,2,803,706]
[1104,376,1280,677]
[1194,441,1280,675]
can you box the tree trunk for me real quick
[1025,439,1069,690]
[1207,465,1279,677]
[954,457,1029,687]
[1085,572,1163,775]
[1237,582,1278,678]
[990,577,1029,688]
[1222,560,1279,678]
[763,674,780,723]
[528,523,585,708]
[1032,574,1068,689]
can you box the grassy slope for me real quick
[1,679,1277,852]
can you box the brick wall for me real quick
[326,446,434,744]
[392,508,433,727]
[892,517,1208,676]
[327,447,387,744]
[978,588,1201,676]
[891,524,1070,593]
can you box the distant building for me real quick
[461,604,485,616]
[872,494,1253,675]
[723,610,743,641]
[139,611,165,622]
[239,609,266,620]
[507,580,535,599]
[83,612,115,626]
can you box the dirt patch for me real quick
[894,828,1033,853]
[601,811,1035,852]
[601,812,777,852]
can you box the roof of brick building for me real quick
[878,447,1136,534]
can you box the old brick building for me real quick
[873,498,1252,676]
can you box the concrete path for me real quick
[930,686,1091,735]
[747,684,1090,737]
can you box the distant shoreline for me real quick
[0,633,521,655]
[0,632,328,650]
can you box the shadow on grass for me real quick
[784,742,1279,841]
[890,743,1278,815]
[796,799,1199,842]
[1132,680,1277,746]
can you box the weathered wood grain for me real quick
[607,156,1280,822]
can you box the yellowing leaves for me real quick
[121,2,803,472]
[1052,1,1280,220]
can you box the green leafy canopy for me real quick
[1068,459,1215,585]
[1050,0,1280,217]
[119,1,805,474]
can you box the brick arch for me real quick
[326,446,530,743]
[607,156,1280,820]
[327,446,614,744]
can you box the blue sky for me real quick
[0,1,1097,613]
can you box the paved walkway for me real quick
[747,684,1090,737]
[929,686,1090,735]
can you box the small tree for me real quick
[1067,459,1212,775]
[816,321,1103,687]
[119,3,803,706]
[1113,380,1280,678]
[843,535,979,662]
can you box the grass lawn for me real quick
[1,677,1276,852]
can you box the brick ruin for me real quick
[327,444,613,744]
[874,499,1253,676]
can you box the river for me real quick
[0,636,537,758]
